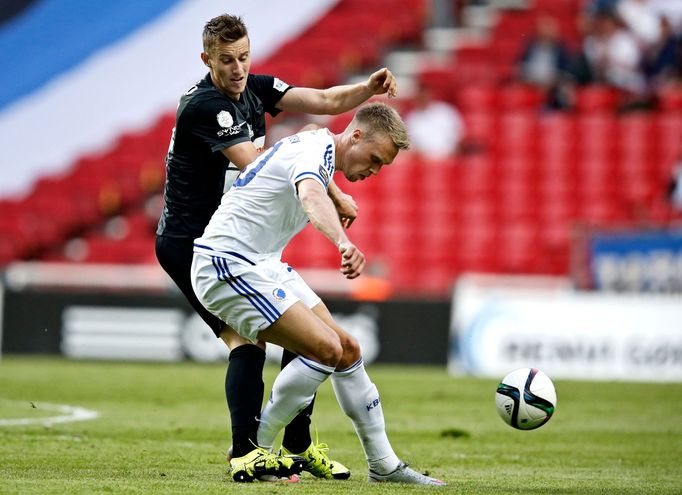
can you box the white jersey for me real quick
[194,129,335,259]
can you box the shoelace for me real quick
[311,428,332,462]
[239,442,279,464]
[313,442,331,460]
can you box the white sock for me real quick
[331,358,400,474]
[257,357,334,450]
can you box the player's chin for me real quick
[230,78,247,92]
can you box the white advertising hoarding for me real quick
[450,275,682,382]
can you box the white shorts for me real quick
[191,250,321,343]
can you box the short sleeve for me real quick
[248,74,294,117]
[289,134,334,190]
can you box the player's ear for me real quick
[201,52,211,68]
[351,128,362,144]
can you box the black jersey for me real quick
[156,73,292,239]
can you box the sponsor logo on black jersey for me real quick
[216,110,233,128]
[217,121,248,137]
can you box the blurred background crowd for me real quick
[1,0,681,299]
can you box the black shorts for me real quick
[155,234,224,337]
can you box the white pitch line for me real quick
[0,401,99,426]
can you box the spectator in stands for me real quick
[573,9,648,102]
[643,15,682,88]
[155,13,399,482]
[517,14,574,109]
[404,81,465,161]
[584,0,621,17]
[651,0,682,36]
[617,0,662,48]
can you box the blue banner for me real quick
[590,229,682,292]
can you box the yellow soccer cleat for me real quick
[229,447,306,482]
[281,442,351,480]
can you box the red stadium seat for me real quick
[416,66,460,104]
[497,222,540,273]
[456,85,497,113]
[456,223,499,273]
[454,45,494,66]
[0,211,36,263]
[654,114,682,163]
[497,180,538,221]
[496,111,539,158]
[575,86,620,112]
[452,47,500,87]
[493,10,538,42]
[657,84,682,112]
[462,111,496,150]
[328,0,427,44]
[497,84,545,111]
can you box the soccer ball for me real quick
[495,367,557,430]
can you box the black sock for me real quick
[281,348,314,453]
[226,344,265,457]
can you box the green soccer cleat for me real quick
[229,447,307,483]
[368,462,446,485]
[281,442,351,480]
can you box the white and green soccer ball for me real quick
[495,367,557,430]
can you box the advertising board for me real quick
[451,274,682,382]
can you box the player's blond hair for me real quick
[351,102,410,150]
[203,14,249,54]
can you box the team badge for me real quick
[217,110,233,128]
[272,288,287,300]
[273,77,289,92]
[319,165,329,183]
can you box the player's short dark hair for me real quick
[203,14,249,54]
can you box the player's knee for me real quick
[314,334,344,367]
[337,333,361,369]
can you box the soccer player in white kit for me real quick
[191,103,445,485]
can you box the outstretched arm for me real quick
[297,178,365,279]
[275,67,398,115]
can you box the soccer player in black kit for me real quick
[155,14,398,482]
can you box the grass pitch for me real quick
[1,356,681,494]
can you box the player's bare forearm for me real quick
[276,68,398,115]
[298,179,365,278]
[321,68,398,112]
[328,181,358,228]
[299,180,348,247]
